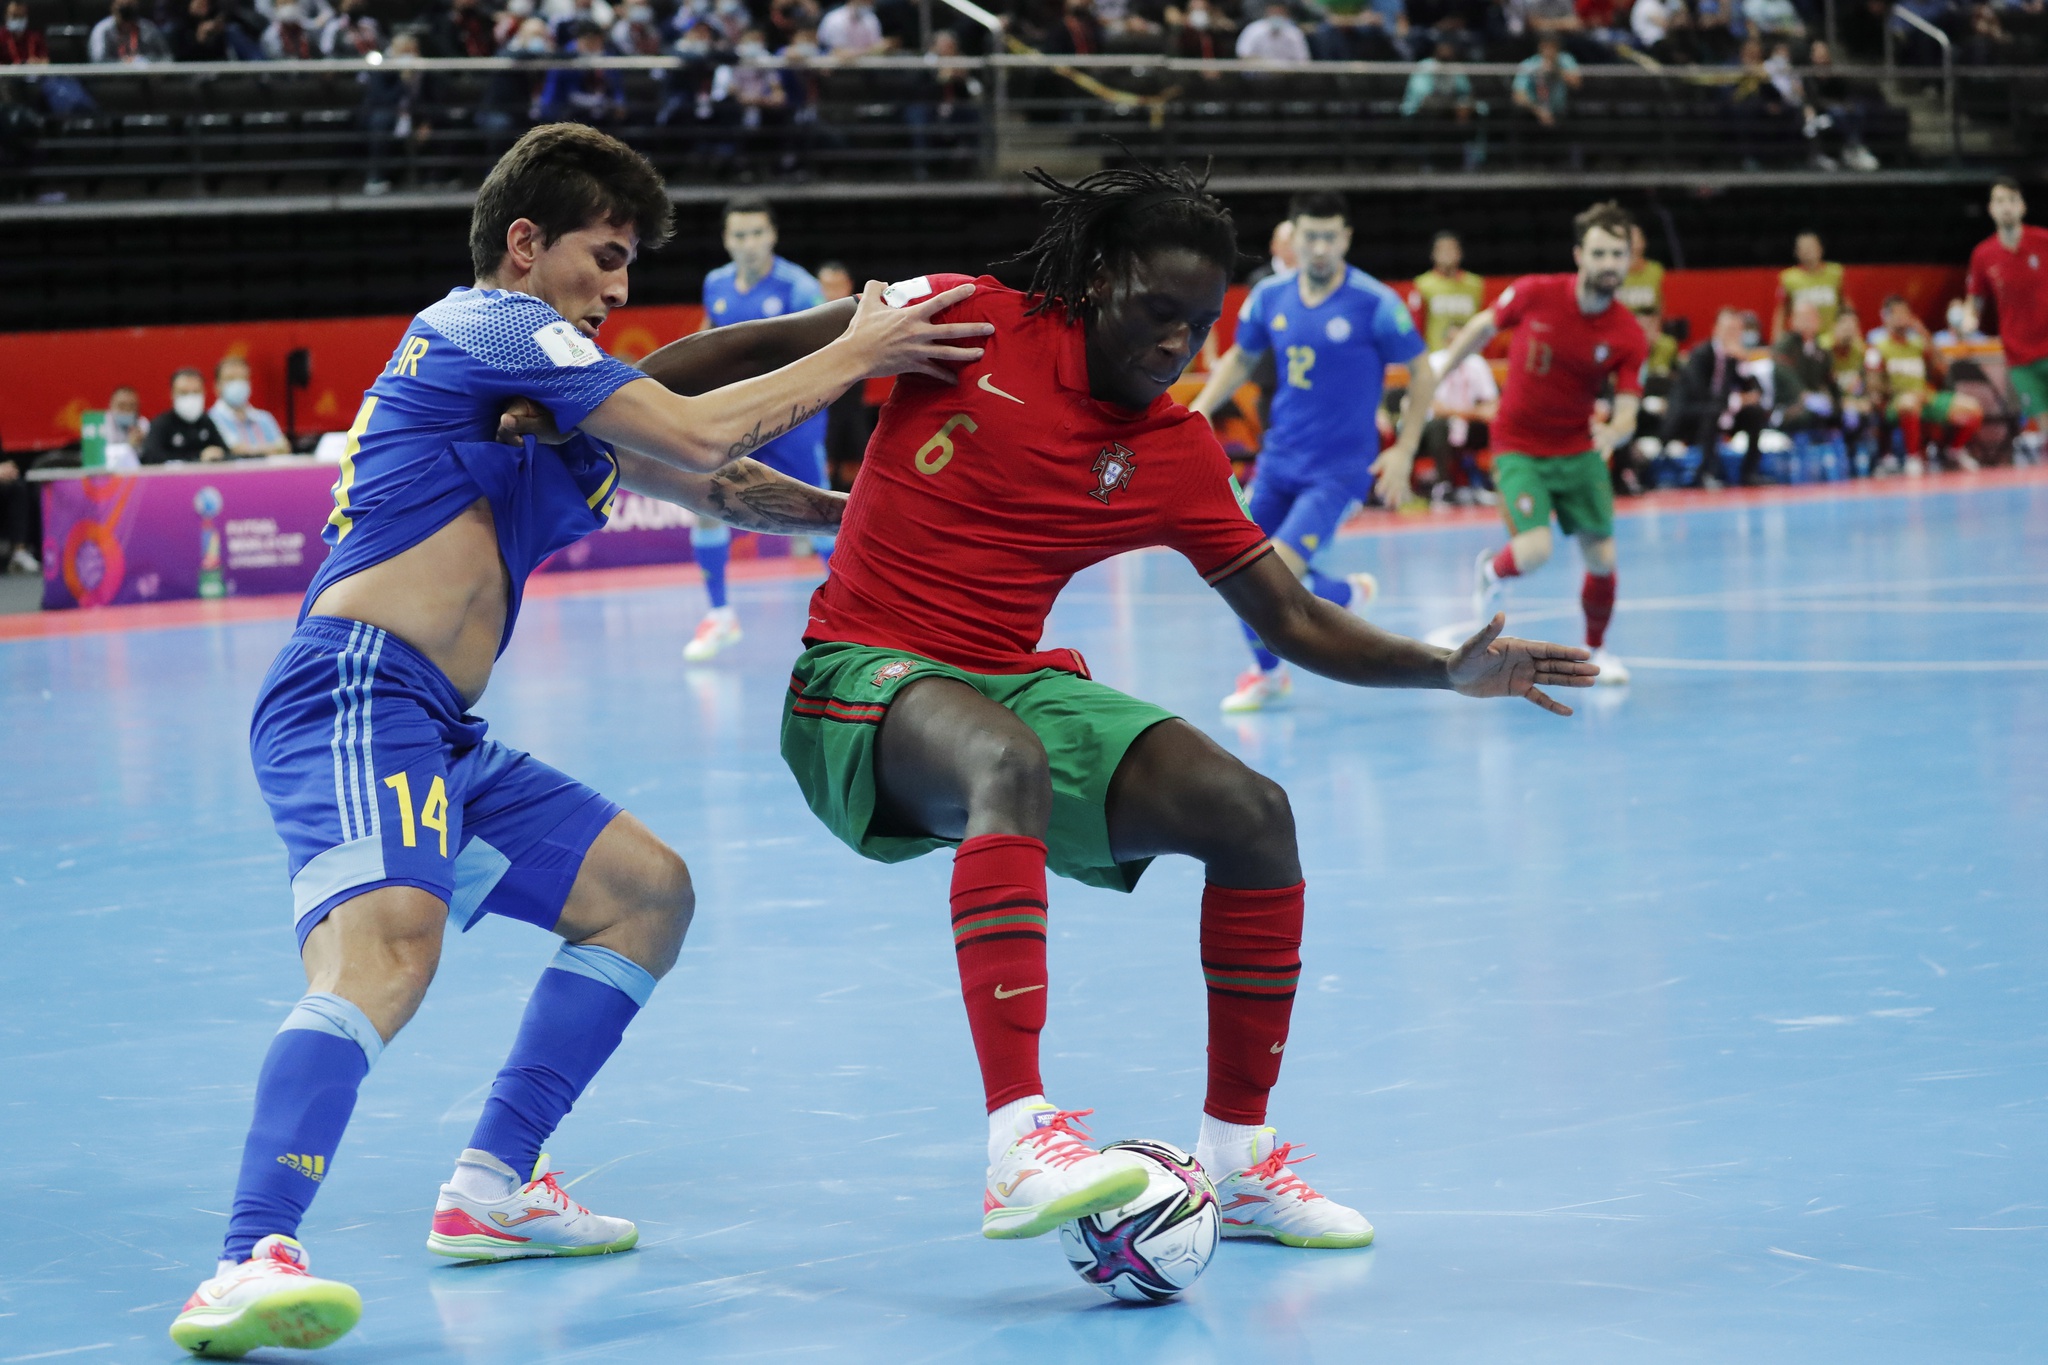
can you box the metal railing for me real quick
[1884,2,1960,163]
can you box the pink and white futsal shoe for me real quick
[982,1107,1149,1241]
[428,1152,639,1262]
[169,1234,361,1358]
[1213,1129,1375,1248]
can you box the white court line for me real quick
[1627,658,2048,674]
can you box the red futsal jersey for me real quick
[1489,273,1648,458]
[805,275,1273,675]
[1967,225,2048,367]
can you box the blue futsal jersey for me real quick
[1235,266,1426,480]
[702,257,828,474]
[305,286,645,653]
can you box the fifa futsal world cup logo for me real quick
[1089,444,1136,504]
[194,485,225,599]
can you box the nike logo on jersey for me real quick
[978,374,1025,404]
[489,1207,561,1229]
[1270,1041,1286,1054]
[994,983,1044,1000]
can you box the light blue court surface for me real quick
[5,480,2046,1364]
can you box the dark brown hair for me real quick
[1572,200,1635,249]
[470,123,673,279]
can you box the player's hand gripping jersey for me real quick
[1233,266,1425,475]
[307,286,645,651]
[804,275,1272,675]
[1490,273,1648,457]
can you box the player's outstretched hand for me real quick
[497,397,569,446]
[1446,613,1599,716]
[844,279,993,383]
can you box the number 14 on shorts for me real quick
[382,771,450,856]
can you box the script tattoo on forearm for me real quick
[702,458,846,535]
[725,399,832,462]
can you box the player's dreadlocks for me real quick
[1005,160,1239,322]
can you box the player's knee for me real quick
[1581,535,1617,574]
[1191,768,1296,869]
[966,730,1053,830]
[1512,528,1554,572]
[637,846,695,975]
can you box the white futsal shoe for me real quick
[683,606,742,662]
[428,1150,639,1261]
[1343,571,1379,617]
[1212,1130,1375,1249]
[170,1234,361,1358]
[1590,648,1631,685]
[1472,547,1503,624]
[1221,666,1293,713]
[982,1106,1149,1240]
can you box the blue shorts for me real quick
[754,419,828,488]
[251,616,622,948]
[1247,461,1373,566]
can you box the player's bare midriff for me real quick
[305,496,510,705]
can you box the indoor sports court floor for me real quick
[5,473,2045,1364]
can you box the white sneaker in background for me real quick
[683,605,742,662]
[1590,648,1631,686]
[1472,547,1503,624]
[1343,571,1379,618]
[170,1234,361,1358]
[1221,666,1293,713]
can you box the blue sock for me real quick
[223,994,383,1263]
[1239,618,1281,674]
[467,944,655,1182]
[1306,569,1353,608]
[693,525,731,610]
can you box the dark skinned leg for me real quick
[1104,719,1299,888]
[871,676,1051,841]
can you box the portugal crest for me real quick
[1090,444,1136,504]
[871,659,919,686]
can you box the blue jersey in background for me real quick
[702,257,828,479]
[1234,266,1426,480]
[307,286,643,653]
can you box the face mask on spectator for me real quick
[220,378,252,408]
[506,0,534,14]
[174,393,207,423]
[1187,7,1208,26]
[737,37,764,55]
[628,3,652,20]
[108,410,137,439]
[6,15,27,31]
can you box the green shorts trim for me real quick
[2006,357,2048,419]
[1887,391,1956,426]
[1492,450,1614,539]
[780,642,1177,892]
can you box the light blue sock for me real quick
[467,944,656,1182]
[223,993,383,1263]
[692,523,731,610]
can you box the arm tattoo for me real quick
[702,458,846,535]
[724,399,832,462]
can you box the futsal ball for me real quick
[1058,1139,1220,1303]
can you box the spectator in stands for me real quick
[906,27,980,175]
[1401,37,1477,119]
[1630,0,1696,61]
[321,0,381,56]
[817,0,885,52]
[1744,0,1806,38]
[1046,0,1106,53]
[0,446,37,575]
[208,357,291,456]
[1410,0,1492,58]
[1961,2,2020,62]
[105,384,148,453]
[362,30,439,191]
[1670,306,1765,487]
[90,0,172,63]
[1235,0,1308,59]
[494,0,536,47]
[1512,35,1581,166]
[1421,344,1500,504]
[2,0,47,62]
[1799,40,1878,170]
[1575,0,1629,48]
[1310,0,1409,62]
[542,21,628,122]
[144,369,228,465]
[1167,0,1236,60]
[611,0,667,53]
[170,0,231,58]
[261,1,319,59]
[436,0,498,56]
[2,0,96,117]
[1691,0,1738,60]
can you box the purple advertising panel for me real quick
[40,463,337,610]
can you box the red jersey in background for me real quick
[1489,273,1647,458]
[1966,225,2048,368]
[805,275,1272,675]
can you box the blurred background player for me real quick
[1418,337,1500,506]
[1407,230,1486,352]
[1437,200,1646,684]
[1191,190,1435,713]
[1866,293,1982,475]
[1773,229,1846,341]
[1964,177,2048,462]
[685,196,835,662]
[816,260,878,489]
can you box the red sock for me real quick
[1491,545,1521,579]
[1201,881,1305,1125]
[1947,406,1982,453]
[1582,571,1616,650]
[1898,407,1923,457]
[950,834,1050,1112]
